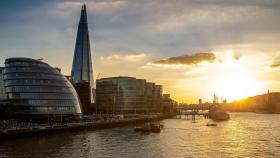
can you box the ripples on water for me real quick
[0,113,280,158]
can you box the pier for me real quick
[176,105,211,120]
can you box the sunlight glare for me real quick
[212,74,264,102]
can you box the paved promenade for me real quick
[0,114,173,138]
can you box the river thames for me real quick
[0,113,280,158]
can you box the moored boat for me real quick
[206,123,217,126]
[134,123,151,132]
[150,123,163,133]
[134,123,163,133]
[209,106,230,121]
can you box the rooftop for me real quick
[5,57,46,65]
[97,76,138,81]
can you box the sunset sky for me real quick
[1,0,280,103]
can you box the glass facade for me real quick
[71,4,94,103]
[0,67,7,100]
[96,77,163,112]
[3,58,82,115]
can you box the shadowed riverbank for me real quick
[0,114,174,139]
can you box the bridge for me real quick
[175,104,213,120]
[176,104,212,111]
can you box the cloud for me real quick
[270,63,280,68]
[152,53,216,66]
[55,1,126,13]
[233,52,242,60]
[270,60,280,69]
[268,55,280,69]
[100,53,147,62]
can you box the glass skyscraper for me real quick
[71,4,95,114]
[3,58,82,117]
[71,4,94,103]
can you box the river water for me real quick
[0,113,280,158]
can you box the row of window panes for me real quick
[4,79,68,86]
[4,73,65,80]
[28,99,78,106]
[5,62,49,68]
[5,86,72,93]
[8,93,75,100]
[11,99,79,106]
[3,67,59,74]
[29,106,75,112]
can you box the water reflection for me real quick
[0,113,280,158]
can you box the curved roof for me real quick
[5,57,46,65]
[3,57,82,115]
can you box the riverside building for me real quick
[0,67,7,101]
[0,67,7,118]
[96,77,167,113]
[0,58,82,119]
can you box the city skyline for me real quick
[1,0,280,102]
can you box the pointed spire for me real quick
[71,4,94,102]
[82,3,86,10]
[79,4,88,24]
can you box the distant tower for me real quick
[267,89,270,107]
[199,98,202,105]
[71,4,94,114]
[213,94,218,104]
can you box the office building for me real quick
[161,94,176,113]
[96,77,163,113]
[155,85,163,103]
[0,67,7,101]
[71,4,95,114]
[2,57,82,118]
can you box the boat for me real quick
[134,123,150,132]
[150,123,163,133]
[134,123,163,133]
[209,106,230,121]
[206,123,217,126]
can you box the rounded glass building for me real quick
[3,58,82,118]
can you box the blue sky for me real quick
[1,0,280,102]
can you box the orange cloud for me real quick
[152,53,216,66]
[100,53,147,62]
[270,63,280,68]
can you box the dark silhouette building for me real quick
[71,4,95,114]
[225,92,280,113]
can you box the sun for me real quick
[212,74,264,102]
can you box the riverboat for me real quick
[134,123,163,133]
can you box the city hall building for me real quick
[0,58,82,119]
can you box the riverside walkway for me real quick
[0,114,173,138]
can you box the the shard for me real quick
[71,4,95,109]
